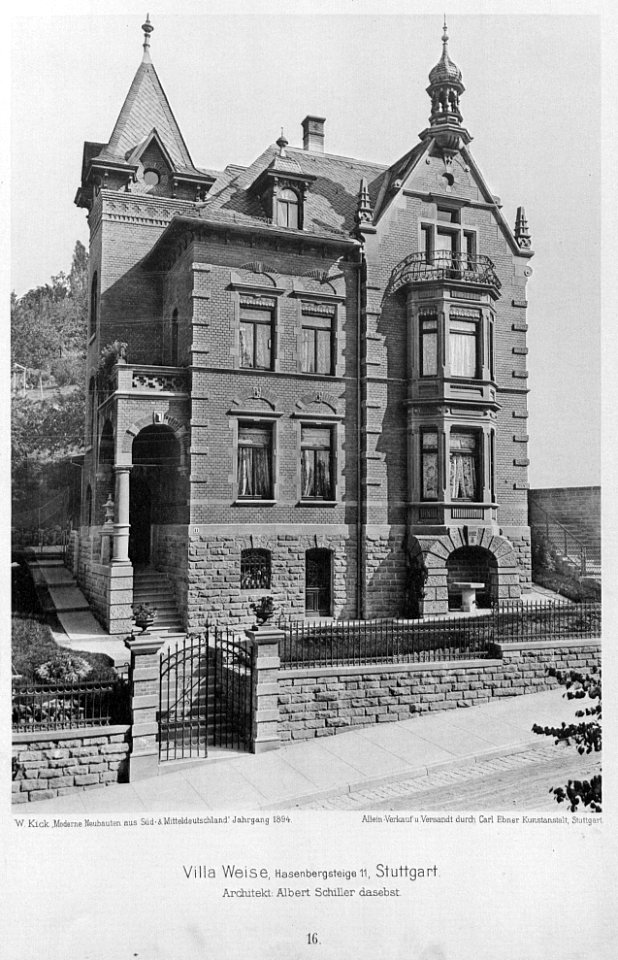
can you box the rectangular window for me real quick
[301,426,334,500]
[301,313,333,374]
[239,307,272,369]
[421,224,432,262]
[437,207,460,223]
[420,316,438,376]
[449,318,478,378]
[421,431,439,500]
[450,432,479,501]
[237,424,273,499]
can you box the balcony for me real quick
[390,252,501,295]
[111,364,189,396]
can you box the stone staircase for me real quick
[132,565,185,637]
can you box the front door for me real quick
[129,475,151,564]
[305,548,331,617]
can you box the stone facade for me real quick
[277,640,600,742]
[74,21,534,633]
[12,727,130,803]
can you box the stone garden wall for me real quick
[12,726,130,803]
[277,639,600,742]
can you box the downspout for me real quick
[356,244,367,619]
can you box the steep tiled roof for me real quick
[98,60,200,175]
[198,144,388,237]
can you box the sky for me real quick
[8,6,602,489]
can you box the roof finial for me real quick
[142,13,154,63]
[276,128,289,157]
[442,15,449,47]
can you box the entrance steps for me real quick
[132,566,185,636]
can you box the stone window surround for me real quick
[419,206,478,262]
[292,415,342,506]
[228,411,281,506]
[290,289,345,379]
[229,281,285,373]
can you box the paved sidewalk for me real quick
[13,688,582,814]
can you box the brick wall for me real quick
[277,639,600,741]
[12,726,130,803]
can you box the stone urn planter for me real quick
[133,603,157,634]
[249,596,275,630]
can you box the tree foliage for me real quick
[11,241,88,371]
[533,666,602,812]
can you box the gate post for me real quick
[245,626,282,754]
[125,634,166,780]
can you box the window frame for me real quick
[449,429,482,502]
[420,429,440,501]
[239,304,274,371]
[299,423,337,503]
[236,421,275,501]
[419,312,439,378]
[276,187,301,229]
[300,305,335,376]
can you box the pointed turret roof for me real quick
[99,15,195,173]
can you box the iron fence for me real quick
[278,599,601,670]
[12,676,130,732]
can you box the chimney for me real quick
[302,115,326,153]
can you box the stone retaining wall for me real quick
[277,639,600,742]
[12,726,130,803]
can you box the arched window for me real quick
[89,272,98,338]
[240,549,272,590]
[171,308,179,365]
[276,188,300,229]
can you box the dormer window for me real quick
[277,188,300,228]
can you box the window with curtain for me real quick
[239,307,273,369]
[301,311,333,374]
[421,431,439,500]
[449,432,479,500]
[449,318,478,377]
[301,426,334,500]
[420,315,438,376]
[237,425,273,499]
[277,188,300,228]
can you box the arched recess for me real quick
[446,546,497,609]
[128,423,187,565]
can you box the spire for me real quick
[515,207,532,248]
[142,13,154,63]
[427,17,464,129]
[355,178,374,226]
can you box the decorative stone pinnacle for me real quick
[276,129,288,157]
[142,13,154,62]
[515,206,531,248]
[355,178,374,225]
[442,16,449,47]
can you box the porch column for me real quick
[112,465,132,563]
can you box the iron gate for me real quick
[158,626,254,762]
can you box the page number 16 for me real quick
[307,933,319,946]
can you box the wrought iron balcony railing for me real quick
[390,251,501,293]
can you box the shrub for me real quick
[532,666,602,812]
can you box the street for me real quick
[297,744,602,813]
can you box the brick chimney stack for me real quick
[302,116,325,153]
